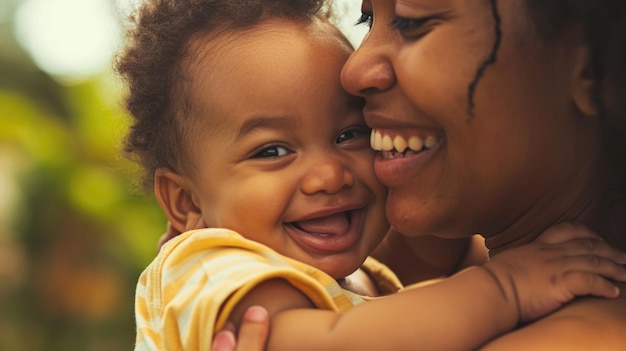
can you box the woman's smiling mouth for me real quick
[370,129,444,159]
[369,129,445,187]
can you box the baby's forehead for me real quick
[177,21,355,132]
[181,17,349,93]
[188,17,341,59]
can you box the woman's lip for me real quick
[373,140,443,187]
[363,109,438,130]
[285,209,365,254]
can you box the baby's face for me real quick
[181,18,388,279]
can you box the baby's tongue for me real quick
[295,213,349,235]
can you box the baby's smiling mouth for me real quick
[292,211,351,236]
[286,210,361,254]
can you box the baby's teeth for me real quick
[408,136,423,151]
[382,135,394,151]
[393,136,407,153]
[425,136,438,149]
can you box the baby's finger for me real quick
[222,320,236,334]
[212,330,236,351]
[212,321,237,351]
[235,306,270,351]
[561,271,621,299]
[561,255,626,282]
[536,222,600,244]
[553,238,626,264]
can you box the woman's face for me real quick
[341,0,599,242]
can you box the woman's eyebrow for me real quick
[396,0,450,12]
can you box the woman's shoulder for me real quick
[480,288,626,350]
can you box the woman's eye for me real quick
[252,145,291,159]
[337,126,371,144]
[390,16,430,38]
[355,12,373,29]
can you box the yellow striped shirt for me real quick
[134,228,401,350]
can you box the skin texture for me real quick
[371,229,488,285]
[150,12,626,351]
[213,0,626,348]
[338,0,626,349]
[118,0,626,350]
[157,18,389,281]
[342,0,605,247]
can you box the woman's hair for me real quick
[472,0,626,184]
[519,1,626,205]
[524,0,626,181]
[116,0,325,189]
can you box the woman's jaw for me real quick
[367,126,612,254]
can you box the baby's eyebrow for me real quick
[237,114,301,138]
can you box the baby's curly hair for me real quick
[116,0,326,190]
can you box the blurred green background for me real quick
[0,0,167,349]
[0,0,365,349]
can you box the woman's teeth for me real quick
[370,130,442,158]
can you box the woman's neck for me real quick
[486,168,626,255]
[577,185,626,251]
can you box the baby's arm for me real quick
[228,223,626,351]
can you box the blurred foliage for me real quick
[0,3,166,350]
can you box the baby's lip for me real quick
[285,208,365,254]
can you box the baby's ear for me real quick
[154,168,203,234]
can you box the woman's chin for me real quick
[385,194,455,238]
[385,202,430,236]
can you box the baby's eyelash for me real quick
[355,13,373,28]
[336,126,371,144]
[251,145,291,159]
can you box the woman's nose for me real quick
[300,158,354,195]
[341,35,396,96]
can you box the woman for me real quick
[216,0,626,349]
[340,0,626,348]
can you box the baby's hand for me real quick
[484,222,626,323]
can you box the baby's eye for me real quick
[336,126,371,144]
[355,12,373,29]
[251,145,291,159]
